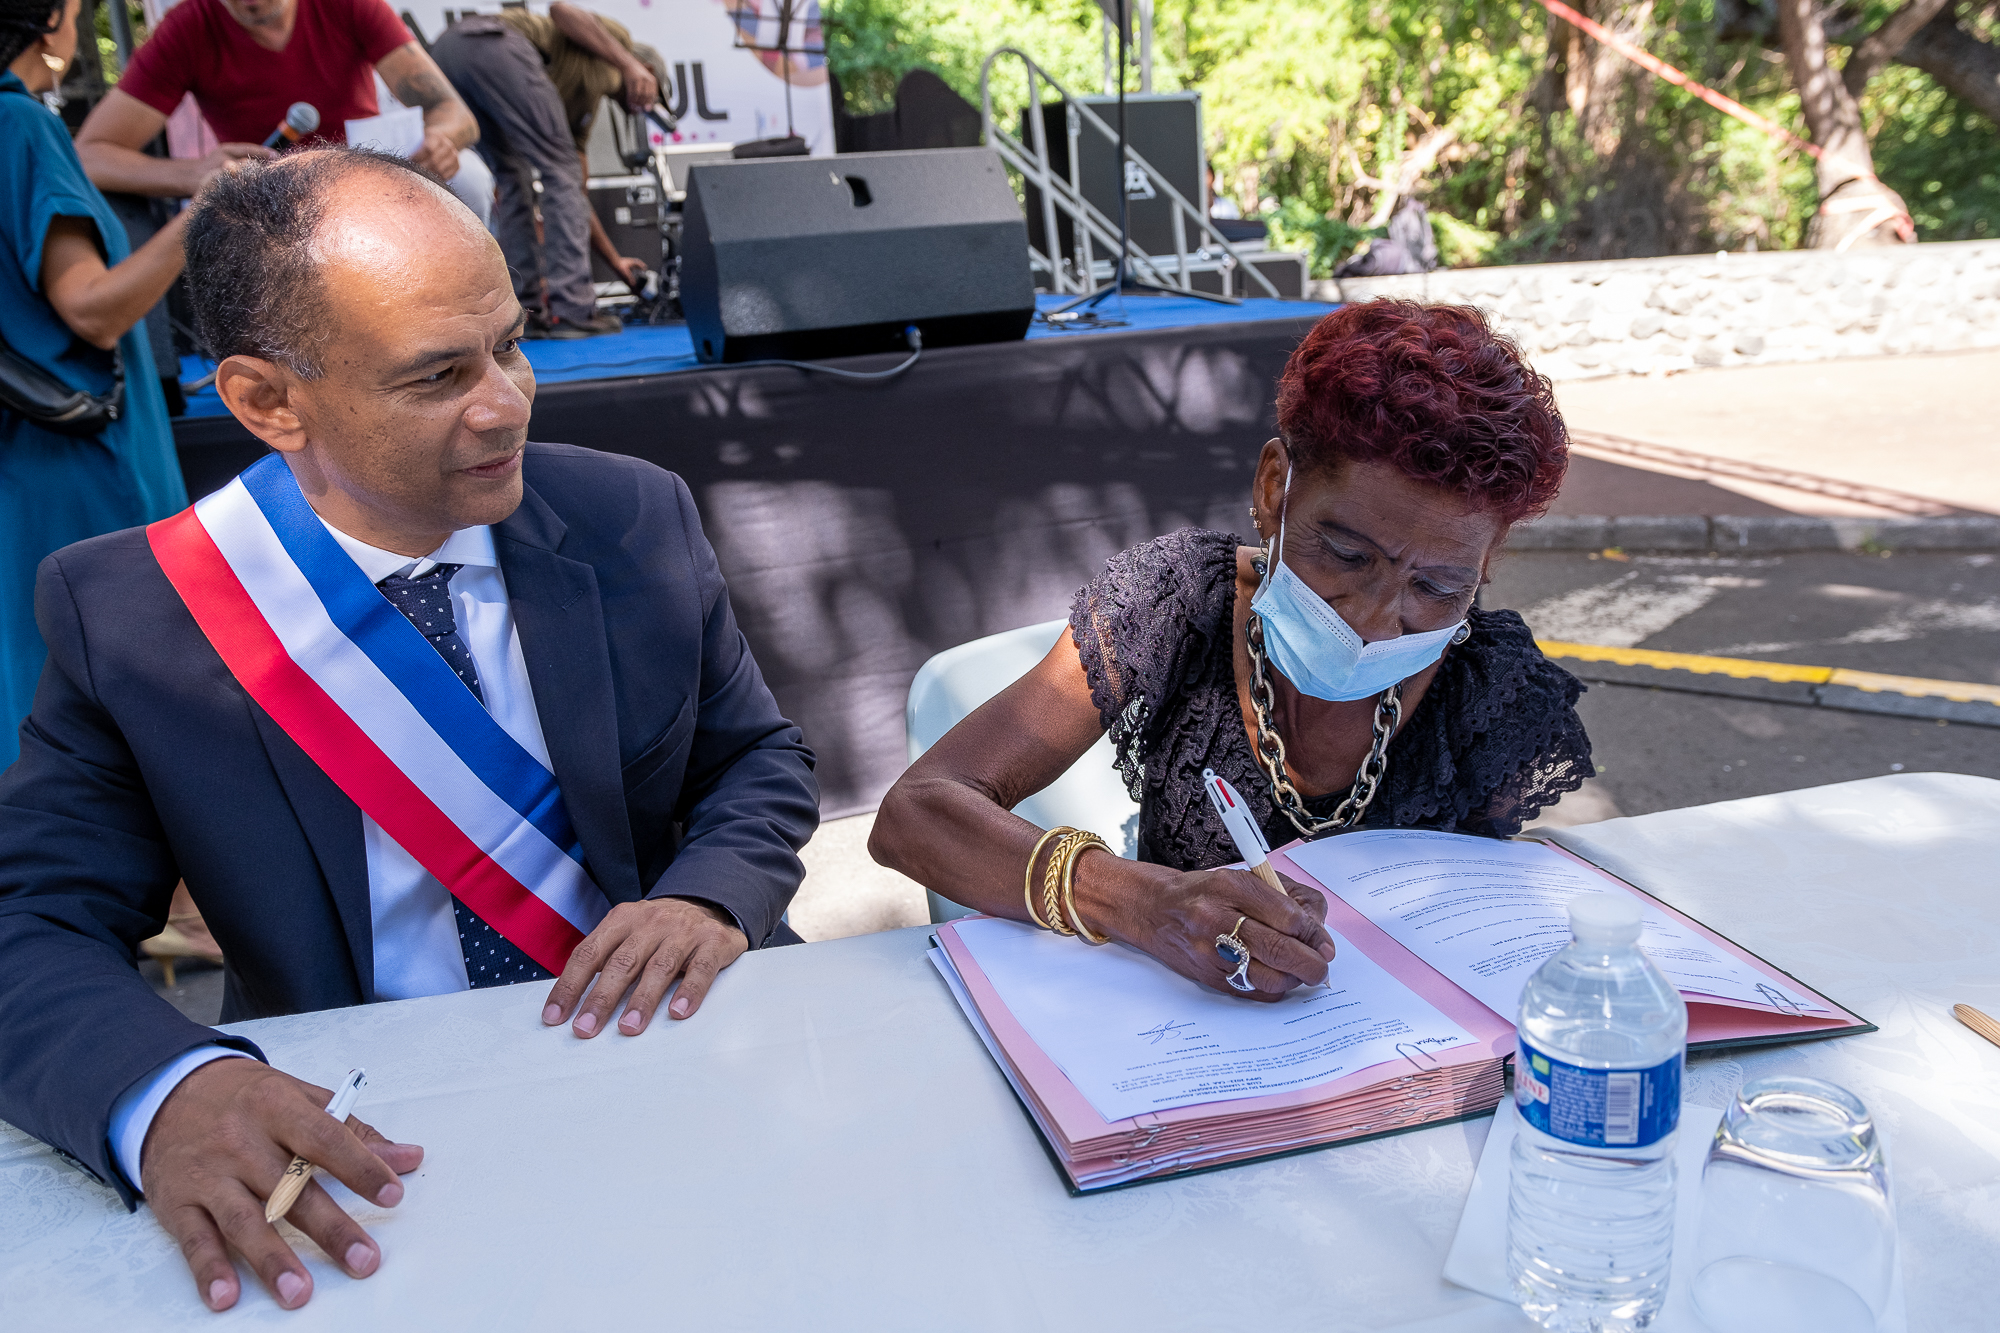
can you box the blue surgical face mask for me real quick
[1249,463,1468,703]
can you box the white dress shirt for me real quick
[108,520,553,1186]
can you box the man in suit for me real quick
[0,147,818,1313]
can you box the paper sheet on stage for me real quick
[1285,830,1831,1024]
[949,918,1477,1124]
[345,105,426,157]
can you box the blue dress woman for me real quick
[1,0,194,767]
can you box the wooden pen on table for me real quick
[1955,1004,2000,1052]
[265,1068,367,1224]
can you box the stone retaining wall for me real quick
[1313,239,2000,380]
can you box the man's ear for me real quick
[214,355,308,455]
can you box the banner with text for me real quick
[410,0,833,154]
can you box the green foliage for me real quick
[92,0,147,88]
[822,0,1998,270]
[1265,201,1375,278]
[1433,209,1501,267]
[1864,64,2000,241]
[823,0,1124,116]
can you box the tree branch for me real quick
[1364,123,1460,229]
[1843,0,1954,97]
[1894,7,2000,126]
[1776,0,1869,179]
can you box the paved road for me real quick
[1488,549,2000,824]
[1552,349,2000,516]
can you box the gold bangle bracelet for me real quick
[1060,834,1111,944]
[1041,831,1084,936]
[1023,826,1075,930]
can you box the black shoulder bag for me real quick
[0,333,124,438]
[0,81,126,438]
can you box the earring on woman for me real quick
[43,51,66,70]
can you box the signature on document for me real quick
[1135,1019,1202,1045]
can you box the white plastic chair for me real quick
[904,620,1142,923]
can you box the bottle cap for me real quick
[1568,892,1643,945]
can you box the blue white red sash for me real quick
[148,455,607,974]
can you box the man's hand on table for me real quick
[1116,866,1337,1000]
[141,1059,424,1312]
[543,896,748,1038]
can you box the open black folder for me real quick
[932,829,1871,1193]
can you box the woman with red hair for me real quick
[872,301,1591,1001]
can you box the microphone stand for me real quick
[729,0,812,143]
[1053,0,1235,312]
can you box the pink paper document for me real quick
[931,830,1868,1191]
[936,901,1513,1191]
[949,919,1479,1123]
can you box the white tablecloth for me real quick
[3,773,1995,1331]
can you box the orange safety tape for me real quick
[1534,0,1821,158]
[1530,0,1914,238]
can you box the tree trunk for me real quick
[1897,8,2000,126]
[1537,0,1688,258]
[1774,0,1914,249]
[1556,0,1656,154]
[1842,0,1954,97]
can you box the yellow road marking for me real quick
[1537,641,2000,706]
[1535,641,1832,684]
[1826,668,2000,705]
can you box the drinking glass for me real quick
[1691,1076,1895,1333]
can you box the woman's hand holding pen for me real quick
[1075,859,1338,1001]
[142,1060,424,1312]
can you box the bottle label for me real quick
[1515,1039,1681,1149]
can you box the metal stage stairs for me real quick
[979,48,1286,301]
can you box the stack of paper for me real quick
[931,830,1868,1192]
[932,912,1514,1191]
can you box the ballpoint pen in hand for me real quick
[265,1068,366,1225]
[1202,768,1288,895]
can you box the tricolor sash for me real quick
[148,455,608,974]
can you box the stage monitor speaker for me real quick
[1023,92,1204,265]
[679,147,1035,364]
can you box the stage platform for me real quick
[173,294,1324,419]
[173,292,1336,816]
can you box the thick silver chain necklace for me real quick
[1243,583,1400,839]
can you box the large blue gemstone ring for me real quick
[1215,917,1255,992]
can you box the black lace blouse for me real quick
[1068,528,1593,871]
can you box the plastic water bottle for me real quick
[1508,893,1688,1331]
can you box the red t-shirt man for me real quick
[74,0,475,201]
[115,0,410,149]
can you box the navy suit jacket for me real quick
[0,444,819,1202]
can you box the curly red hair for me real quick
[1274,300,1567,524]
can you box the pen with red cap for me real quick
[1201,768,1288,895]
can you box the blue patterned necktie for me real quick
[375,564,556,988]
